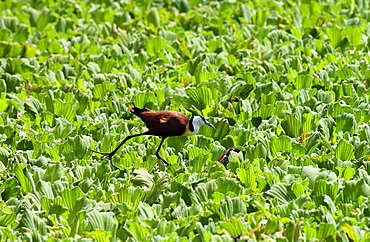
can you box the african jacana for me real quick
[90,106,215,169]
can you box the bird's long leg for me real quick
[89,132,147,169]
[155,136,169,165]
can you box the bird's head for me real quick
[187,115,214,135]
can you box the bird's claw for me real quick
[156,154,169,166]
[110,162,119,170]
[88,149,118,170]
[89,149,112,158]
[98,153,113,161]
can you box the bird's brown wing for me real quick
[138,110,188,136]
[159,116,169,123]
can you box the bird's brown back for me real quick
[131,108,188,137]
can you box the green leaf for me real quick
[336,113,356,134]
[146,36,167,56]
[48,39,64,54]
[326,25,345,48]
[293,75,313,90]
[36,180,54,199]
[302,113,317,133]
[194,180,217,204]
[0,79,7,94]
[282,114,301,138]
[220,196,247,219]
[217,177,243,196]
[317,223,335,241]
[43,163,63,183]
[270,135,292,157]
[237,167,257,190]
[254,9,269,27]
[4,74,21,93]
[59,187,84,211]
[228,80,254,101]
[340,223,359,242]
[146,7,160,27]
[173,0,190,12]
[53,99,76,122]
[124,219,150,241]
[245,143,267,161]
[218,217,245,237]
[284,221,301,242]
[185,85,214,111]
[208,39,222,53]
[341,178,370,203]
[305,132,321,155]
[155,219,177,236]
[0,147,10,165]
[0,29,10,42]
[1,178,20,201]
[335,139,354,161]
[268,29,295,44]
[74,135,90,159]
[86,209,117,233]
[209,119,229,141]
[133,92,157,109]
[265,183,296,204]
[319,117,335,141]
[53,117,74,139]
[114,11,131,25]
[14,163,34,194]
[89,63,101,74]
[131,169,154,188]
[105,186,144,209]
[6,43,23,58]
[0,209,16,227]
[24,96,44,117]
[84,230,112,242]
[19,209,46,235]
[346,26,362,46]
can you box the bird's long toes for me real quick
[88,148,103,154]
[157,156,169,166]
[99,152,112,156]
[89,148,110,156]
[88,149,118,169]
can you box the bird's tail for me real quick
[127,105,150,116]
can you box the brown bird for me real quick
[90,106,215,169]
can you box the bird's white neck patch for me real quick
[183,115,207,136]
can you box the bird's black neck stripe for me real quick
[189,115,195,132]
[199,115,206,124]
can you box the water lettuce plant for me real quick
[1,0,370,240]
